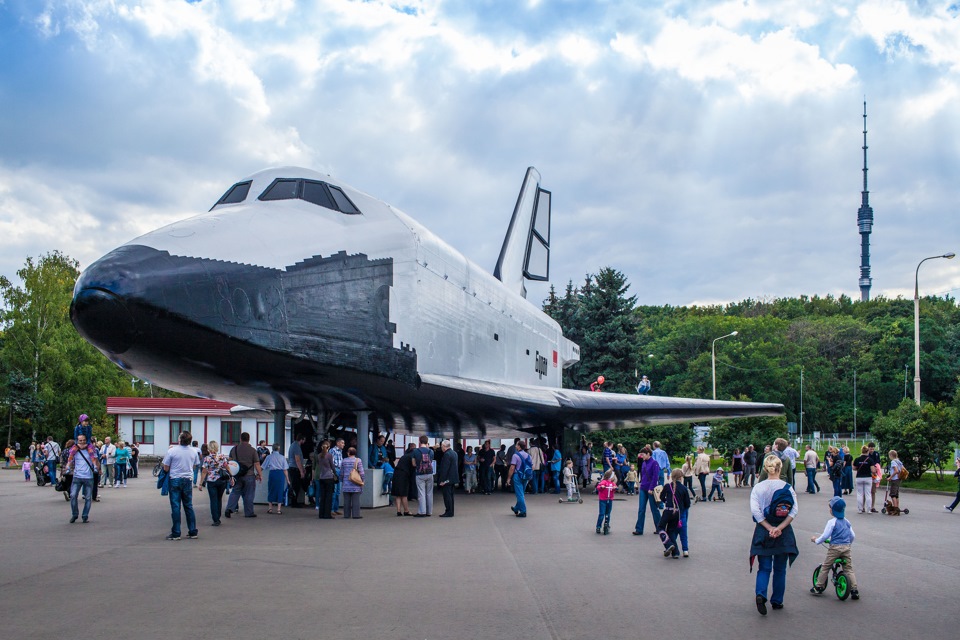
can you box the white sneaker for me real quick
[945,506,953,512]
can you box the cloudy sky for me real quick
[1,0,958,308]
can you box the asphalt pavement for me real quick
[1,470,956,638]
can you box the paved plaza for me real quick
[2,470,956,638]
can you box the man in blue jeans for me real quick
[508,442,532,517]
[803,445,820,494]
[44,436,60,486]
[64,435,100,523]
[633,446,661,535]
[162,431,200,540]
[331,438,344,514]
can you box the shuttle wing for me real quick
[390,374,784,437]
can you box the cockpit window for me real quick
[255,178,362,214]
[301,180,335,209]
[212,181,252,208]
[259,179,299,201]
[328,186,360,214]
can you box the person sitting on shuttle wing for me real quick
[637,375,651,395]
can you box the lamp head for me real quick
[731,330,739,336]
[944,252,956,259]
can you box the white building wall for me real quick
[118,413,290,458]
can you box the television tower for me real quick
[857,100,874,301]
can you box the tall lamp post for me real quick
[914,252,955,405]
[712,330,738,400]
[853,369,857,441]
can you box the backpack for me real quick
[895,461,909,481]
[763,484,795,524]
[514,452,532,482]
[417,448,433,475]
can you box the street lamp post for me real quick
[799,366,804,444]
[914,252,956,405]
[711,330,738,400]
[853,369,857,441]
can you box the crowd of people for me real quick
[20,415,955,616]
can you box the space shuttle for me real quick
[71,166,782,437]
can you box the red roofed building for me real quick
[107,397,289,456]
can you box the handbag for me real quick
[348,460,364,487]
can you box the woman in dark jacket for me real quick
[392,444,415,516]
[658,469,691,558]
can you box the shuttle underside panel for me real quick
[72,245,419,395]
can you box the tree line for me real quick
[544,267,960,476]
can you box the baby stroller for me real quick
[35,460,50,486]
[56,470,73,501]
[880,480,909,515]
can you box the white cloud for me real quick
[558,34,602,67]
[707,0,825,30]
[900,79,960,120]
[231,0,296,23]
[118,0,271,117]
[856,0,960,71]
[615,19,856,101]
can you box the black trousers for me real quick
[288,467,303,506]
[317,478,335,518]
[441,483,455,516]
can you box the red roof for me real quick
[107,397,236,416]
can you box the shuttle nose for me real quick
[71,287,137,354]
[70,246,147,355]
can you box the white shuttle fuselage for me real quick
[71,166,781,436]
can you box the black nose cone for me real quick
[71,287,137,355]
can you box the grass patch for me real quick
[901,474,959,493]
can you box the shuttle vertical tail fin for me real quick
[493,167,551,299]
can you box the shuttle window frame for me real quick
[256,178,362,214]
[259,179,300,201]
[210,181,252,210]
[301,180,336,209]
[328,185,361,214]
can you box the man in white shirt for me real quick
[100,437,117,488]
[191,440,203,486]
[44,436,61,486]
[162,431,200,541]
[783,443,799,487]
[803,445,820,494]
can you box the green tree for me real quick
[575,268,638,393]
[706,414,788,458]
[871,399,959,479]
[3,370,42,447]
[0,252,131,441]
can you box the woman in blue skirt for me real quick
[261,444,289,514]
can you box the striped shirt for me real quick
[331,446,343,473]
[340,457,364,492]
